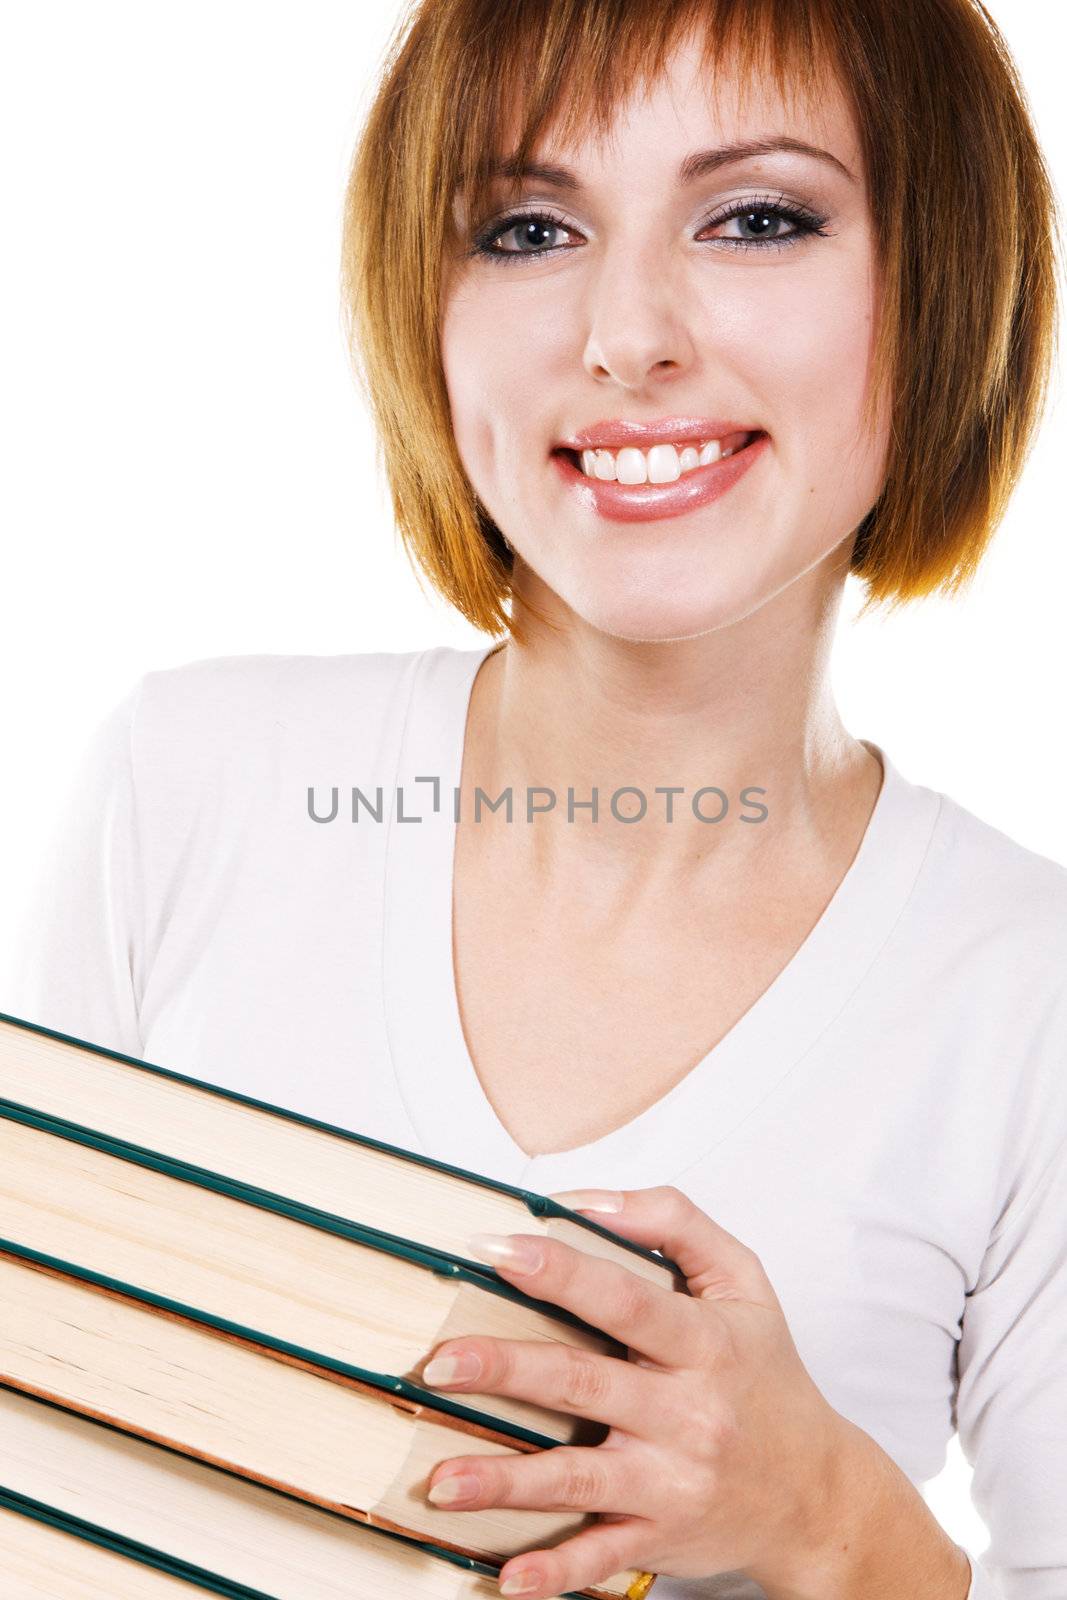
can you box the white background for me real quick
[0,1,1063,1556]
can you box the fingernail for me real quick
[421,1350,482,1387]
[548,1189,624,1213]
[500,1570,541,1596]
[467,1233,543,1272]
[428,1472,480,1505]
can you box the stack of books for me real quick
[0,1010,685,1599]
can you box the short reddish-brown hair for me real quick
[341,0,1062,641]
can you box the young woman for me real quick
[7,2,1063,1597]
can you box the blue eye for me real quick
[469,192,831,265]
[474,211,575,260]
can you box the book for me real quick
[0,1011,682,1294]
[0,1111,631,1448]
[2,1497,258,1600]
[1,1245,644,1588]
[0,1387,595,1599]
[0,1011,681,1597]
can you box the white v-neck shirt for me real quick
[4,644,1066,1600]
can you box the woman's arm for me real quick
[954,1110,1067,1598]
[746,1416,972,1598]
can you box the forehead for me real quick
[460,19,863,215]
[460,24,870,225]
[534,40,858,182]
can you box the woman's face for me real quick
[440,36,890,644]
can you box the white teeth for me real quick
[573,436,740,481]
[615,447,648,485]
[647,444,681,483]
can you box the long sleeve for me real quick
[0,679,146,1060]
[955,1031,1067,1600]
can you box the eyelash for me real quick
[469,192,831,264]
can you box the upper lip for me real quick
[556,417,760,451]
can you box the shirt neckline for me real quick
[382,643,943,1191]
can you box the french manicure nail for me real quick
[422,1350,481,1386]
[548,1189,624,1213]
[428,1472,480,1505]
[500,1570,541,1595]
[467,1233,543,1272]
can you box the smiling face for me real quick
[439,30,892,645]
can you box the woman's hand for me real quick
[419,1184,857,1599]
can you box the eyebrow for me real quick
[478,137,857,189]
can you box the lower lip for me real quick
[551,433,769,524]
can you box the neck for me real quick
[462,565,882,892]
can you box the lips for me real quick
[551,428,769,524]
[555,417,760,451]
[553,430,758,472]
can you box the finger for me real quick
[496,1516,651,1600]
[465,1231,711,1368]
[547,1186,778,1308]
[426,1442,646,1517]
[421,1333,682,1434]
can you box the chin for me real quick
[564,579,747,645]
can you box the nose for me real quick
[580,241,696,392]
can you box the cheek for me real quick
[443,293,569,507]
[440,302,503,475]
[732,268,872,425]
[719,261,884,498]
